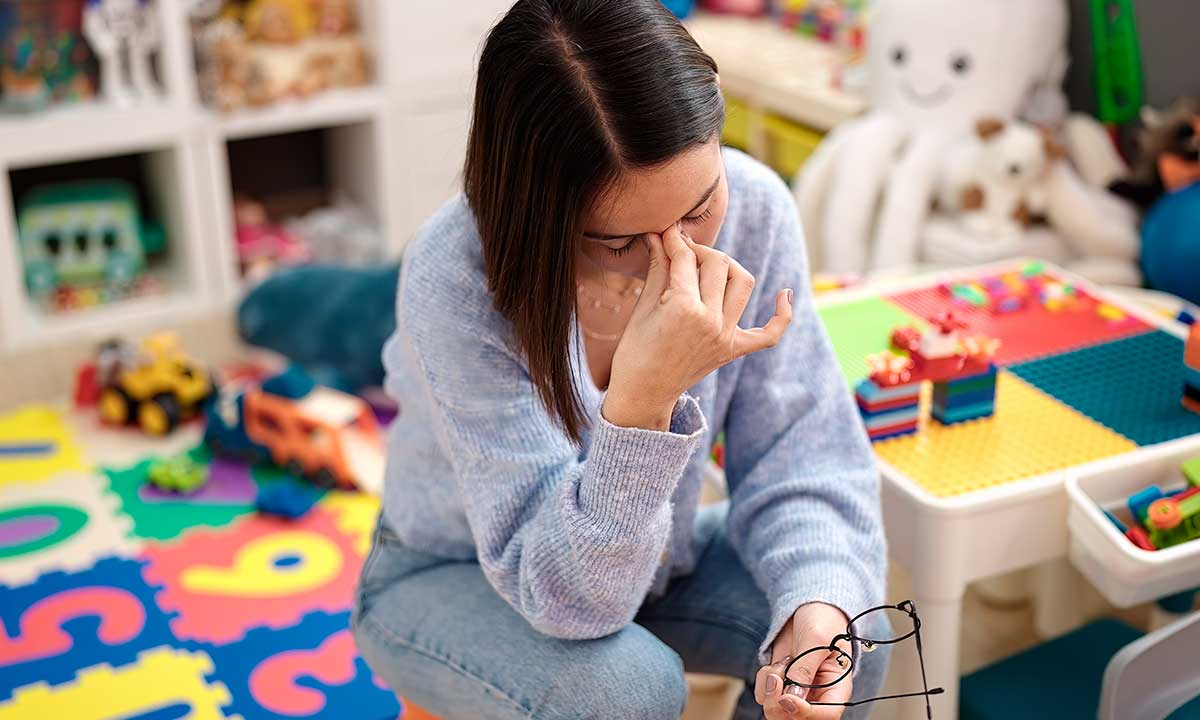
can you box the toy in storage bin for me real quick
[1066,437,1200,608]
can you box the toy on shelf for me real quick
[855,312,1000,441]
[82,0,161,106]
[17,179,166,304]
[193,0,369,113]
[775,0,869,50]
[76,332,214,435]
[146,453,208,494]
[1184,322,1200,415]
[233,195,310,280]
[204,365,384,494]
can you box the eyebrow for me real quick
[583,173,721,241]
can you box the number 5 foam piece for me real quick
[0,407,85,486]
[0,472,139,585]
[0,646,241,720]
[205,611,400,720]
[0,557,175,698]
[142,508,362,643]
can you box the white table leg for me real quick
[891,590,964,720]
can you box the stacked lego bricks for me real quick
[819,262,1200,498]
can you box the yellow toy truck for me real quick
[95,333,214,436]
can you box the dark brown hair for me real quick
[464,0,723,443]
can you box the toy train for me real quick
[204,365,384,495]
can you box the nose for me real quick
[1008,164,1022,177]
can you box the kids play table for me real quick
[816,260,1200,720]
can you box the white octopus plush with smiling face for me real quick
[797,0,1070,274]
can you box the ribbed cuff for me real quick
[758,564,873,667]
[578,394,707,523]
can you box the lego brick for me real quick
[934,369,999,397]
[1009,330,1200,446]
[932,386,998,409]
[873,420,916,441]
[887,280,1152,366]
[874,373,1137,497]
[818,299,927,389]
[854,378,923,403]
[861,405,922,427]
[1183,457,1200,487]
[931,400,996,425]
[858,393,921,414]
[0,558,175,700]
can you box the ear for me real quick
[1141,106,1162,128]
[976,117,1006,141]
[1040,128,1068,161]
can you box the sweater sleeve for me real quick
[723,183,887,665]
[396,260,707,640]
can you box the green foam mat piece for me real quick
[818,298,925,389]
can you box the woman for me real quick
[351,1,888,718]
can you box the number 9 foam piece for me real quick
[0,472,139,585]
[141,508,362,643]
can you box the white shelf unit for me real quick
[0,0,513,361]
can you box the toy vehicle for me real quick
[204,365,384,494]
[147,455,208,494]
[95,333,214,436]
[18,180,165,297]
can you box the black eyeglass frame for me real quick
[782,600,945,717]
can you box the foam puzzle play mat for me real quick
[818,260,1200,498]
[0,413,436,720]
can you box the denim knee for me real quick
[535,634,688,720]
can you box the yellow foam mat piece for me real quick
[0,406,86,485]
[319,489,380,556]
[0,646,242,720]
[875,372,1137,498]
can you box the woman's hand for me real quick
[755,603,853,719]
[603,224,793,431]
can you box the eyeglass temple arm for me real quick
[808,687,946,708]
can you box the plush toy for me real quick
[938,118,1062,243]
[796,0,1070,274]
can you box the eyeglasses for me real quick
[783,600,945,719]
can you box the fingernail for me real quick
[785,289,793,304]
[779,697,800,713]
[764,675,779,694]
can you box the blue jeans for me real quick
[352,504,889,720]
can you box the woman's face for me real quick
[579,139,728,280]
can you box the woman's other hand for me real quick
[755,603,854,719]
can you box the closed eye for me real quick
[682,208,713,226]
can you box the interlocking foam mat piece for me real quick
[0,405,433,720]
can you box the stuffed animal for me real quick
[938,117,1063,243]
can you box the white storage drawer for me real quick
[1066,437,1200,607]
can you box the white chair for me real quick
[1099,611,1200,720]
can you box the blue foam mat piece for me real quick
[1009,330,1200,446]
[0,557,176,700]
[200,610,401,720]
